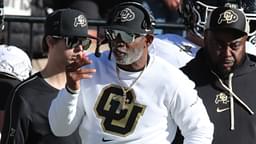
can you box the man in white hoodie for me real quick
[48,2,213,144]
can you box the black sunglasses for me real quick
[105,29,145,43]
[52,36,92,50]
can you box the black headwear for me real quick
[95,2,155,58]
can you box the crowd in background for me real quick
[1,0,183,59]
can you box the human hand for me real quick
[65,52,96,91]
[164,0,181,10]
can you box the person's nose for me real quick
[73,44,83,53]
[114,37,124,43]
[222,44,233,57]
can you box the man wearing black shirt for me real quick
[0,9,95,144]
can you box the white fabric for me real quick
[150,34,256,69]
[4,0,32,16]
[0,45,32,80]
[149,34,199,68]
[245,41,256,56]
[49,51,213,144]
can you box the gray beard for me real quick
[115,47,144,65]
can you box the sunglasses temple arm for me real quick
[95,44,101,57]
[95,38,113,60]
[95,38,104,57]
[108,44,112,60]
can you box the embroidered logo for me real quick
[216,107,230,113]
[74,15,87,27]
[218,10,238,24]
[116,8,135,23]
[215,92,230,113]
[102,137,113,142]
[94,85,146,136]
[215,92,229,104]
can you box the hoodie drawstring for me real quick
[228,73,235,130]
[211,71,254,130]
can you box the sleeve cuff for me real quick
[65,85,80,94]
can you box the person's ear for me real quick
[46,35,58,48]
[46,35,53,47]
[145,34,154,47]
[244,34,248,40]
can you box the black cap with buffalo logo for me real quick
[45,9,94,38]
[107,2,155,34]
[206,7,249,36]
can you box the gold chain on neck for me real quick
[116,64,147,110]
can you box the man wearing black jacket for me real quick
[181,6,256,144]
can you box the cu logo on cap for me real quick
[217,10,238,24]
[74,15,87,27]
[119,8,135,22]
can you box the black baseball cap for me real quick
[107,2,154,34]
[45,9,95,38]
[206,7,248,36]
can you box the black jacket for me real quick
[181,49,256,144]
[0,75,21,110]
[0,73,81,144]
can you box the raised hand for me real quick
[65,52,96,91]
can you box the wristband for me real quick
[65,85,80,94]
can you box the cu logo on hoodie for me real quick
[217,10,238,24]
[94,84,146,136]
[215,92,229,104]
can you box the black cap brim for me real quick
[108,25,146,34]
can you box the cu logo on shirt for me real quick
[94,84,146,136]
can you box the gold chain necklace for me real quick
[116,65,147,110]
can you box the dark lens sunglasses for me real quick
[52,36,92,50]
[105,29,144,43]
